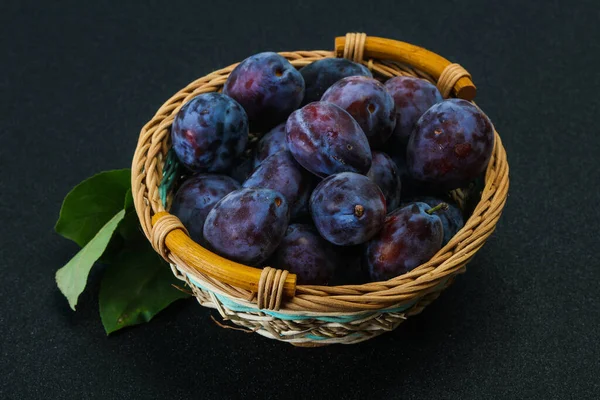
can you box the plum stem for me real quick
[354,204,365,217]
[426,203,448,215]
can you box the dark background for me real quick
[1,0,599,399]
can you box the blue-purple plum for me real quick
[300,58,372,105]
[272,224,338,285]
[243,150,314,218]
[170,174,241,246]
[321,76,396,148]
[407,196,464,246]
[254,123,288,167]
[203,188,289,265]
[365,202,443,281]
[407,99,495,189]
[171,93,249,172]
[384,76,443,151]
[223,52,304,131]
[286,102,372,178]
[310,172,386,246]
[366,151,402,211]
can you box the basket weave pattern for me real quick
[132,33,509,345]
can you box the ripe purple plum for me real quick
[286,101,372,178]
[407,196,464,246]
[171,93,248,172]
[384,76,443,151]
[243,150,314,218]
[170,174,241,246]
[254,123,288,167]
[321,76,396,148]
[300,58,372,105]
[223,52,304,131]
[310,172,386,246]
[407,99,495,189]
[272,224,338,285]
[365,202,444,281]
[366,151,402,211]
[203,188,289,265]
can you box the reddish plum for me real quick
[407,99,495,189]
[203,188,289,265]
[286,102,372,178]
[384,76,443,151]
[321,76,396,148]
[365,202,443,281]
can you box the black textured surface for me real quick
[1,1,599,399]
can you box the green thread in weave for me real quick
[159,148,180,207]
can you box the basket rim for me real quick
[131,35,509,315]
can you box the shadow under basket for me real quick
[131,33,510,346]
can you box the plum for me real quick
[286,101,372,178]
[223,52,304,131]
[406,196,464,246]
[310,172,386,246]
[384,76,443,152]
[203,188,289,265]
[321,76,396,148]
[366,151,402,211]
[407,99,495,189]
[300,58,372,105]
[171,93,248,172]
[254,123,288,167]
[243,150,314,218]
[271,224,338,285]
[365,202,444,281]
[170,174,241,246]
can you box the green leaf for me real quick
[55,169,131,247]
[99,244,190,334]
[118,188,143,243]
[118,209,143,243]
[124,188,134,210]
[56,209,126,310]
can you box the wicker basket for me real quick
[131,33,509,346]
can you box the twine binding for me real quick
[437,63,472,98]
[151,213,188,260]
[257,267,289,311]
[343,32,367,62]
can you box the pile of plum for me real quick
[170,52,495,285]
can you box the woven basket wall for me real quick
[131,33,509,346]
